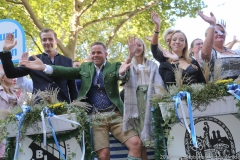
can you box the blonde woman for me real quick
[123,37,165,159]
[159,30,206,86]
[0,70,20,158]
[150,11,178,64]
[199,11,240,80]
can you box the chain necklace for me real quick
[215,47,227,53]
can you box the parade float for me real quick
[0,89,93,160]
[151,65,240,160]
[0,88,155,160]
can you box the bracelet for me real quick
[1,50,10,53]
[154,31,159,34]
[209,25,215,29]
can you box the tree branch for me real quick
[75,0,86,11]
[21,0,70,57]
[106,18,128,49]
[6,0,22,5]
[79,0,97,17]
[25,31,42,53]
[63,0,90,59]
[21,0,44,30]
[81,11,131,30]
[58,42,72,58]
[81,0,158,31]
[106,0,158,48]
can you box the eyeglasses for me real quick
[195,42,203,46]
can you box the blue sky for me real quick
[174,0,240,49]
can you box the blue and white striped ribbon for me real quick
[173,91,198,148]
[227,84,240,100]
[14,105,31,160]
[41,107,85,160]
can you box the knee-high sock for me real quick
[127,155,142,160]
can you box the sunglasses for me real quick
[215,29,225,35]
[195,42,203,46]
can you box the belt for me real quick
[93,104,116,113]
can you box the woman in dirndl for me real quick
[123,37,166,160]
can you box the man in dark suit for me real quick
[0,28,77,103]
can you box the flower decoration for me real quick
[151,78,240,160]
[0,88,93,160]
[49,102,65,108]
[48,102,67,115]
[215,78,233,84]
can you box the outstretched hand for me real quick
[144,36,153,42]
[163,51,179,61]
[119,61,131,76]
[127,36,137,60]
[19,52,29,66]
[151,11,161,26]
[3,33,17,51]
[198,11,216,26]
[119,36,138,75]
[21,55,46,71]
[233,35,238,43]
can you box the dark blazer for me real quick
[50,61,129,115]
[0,51,78,103]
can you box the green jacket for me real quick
[51,61,129,114]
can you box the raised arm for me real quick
[0,33,30,78]
[2,33,17,51]
[119,36,137,76]
[151,11,161,45]
[198,11,216,62]
[226,35,238,49]
[150,11,178,62]
[150,11,168,62]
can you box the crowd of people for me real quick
[0,11,239,160]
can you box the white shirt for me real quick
[94,60,106,76]
[16,76,33,92]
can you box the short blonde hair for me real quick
[162,28,175,42]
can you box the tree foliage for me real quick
[0,0,206,62]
